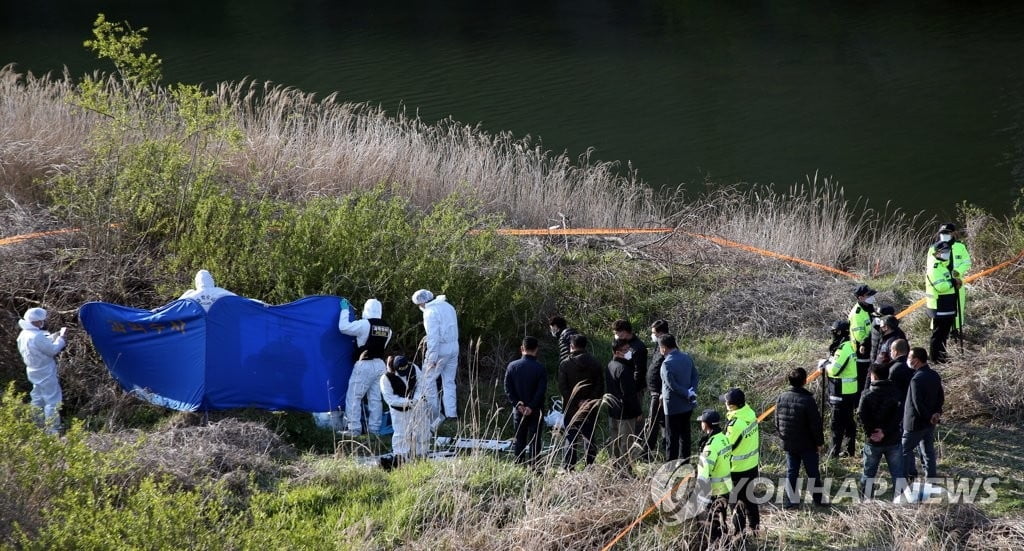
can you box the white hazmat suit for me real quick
[380,359,430,458]
[337,298,392,434]
[16,308,66,433]
[178,270,237,311]
[412,289,460,423]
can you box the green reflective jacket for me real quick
[848,303,872,345]
[725,404,760,472]
[826,340,858,396]
[698,431,733,497]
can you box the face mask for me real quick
[624,350,634,361]
[650,333,658,343]
[939,233,953,242]
[865,296,876,305]
[550,328,559,337]
[937,253,951,261]
[873,318,883,327]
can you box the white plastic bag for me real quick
[544,398,564,429]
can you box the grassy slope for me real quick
[2,63,1024,548]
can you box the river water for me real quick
[3,1,1023,217]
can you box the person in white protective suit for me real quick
[17,307,67,433]
[178,270,237,311]
[411,289,460,430]
[380,355,430,463]
[336,298,393,436]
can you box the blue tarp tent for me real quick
[80,296,354,412]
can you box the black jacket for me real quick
[647,348,665,394]
[903,364,945,433]
[774,386,824,453]
[504,354,547,412]
[606,358,641,420]
[858,380,902,446]
[874,328,907,366]
[888,356,913,406]
[558,350,604,427]
[627,335,648,392]
[556,327,579,365]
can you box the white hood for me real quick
[18,319,38,331]
[362,298,383,319]
[195,270,216,290]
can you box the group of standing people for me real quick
[334,289,461,465]
[505,317,760,540]
[527,317,701,470]
[779,222,962,507]
[12,223,966,529]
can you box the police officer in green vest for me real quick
[692,407,733,540]
[819,320,858,457]
[696,409,732,544]
[927,222,971,335]
[721,388,760,533]
[926,241,959,363]
[849,285,877,395]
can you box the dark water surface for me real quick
[3,1,1024,217]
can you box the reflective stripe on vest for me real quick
[727,405,760,471]
[732,449,758,462]
[849,305,871,344]
[699,432,734,496]
[827,342,858,396]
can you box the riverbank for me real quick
[3,30,1024,548]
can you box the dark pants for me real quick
[563,410,598,469]
[703,495,729,544]
[862,441,904,497]
[664,409,693,461]
[784,449,823,506]
[513,410,543,466]
[930,316,954,363]
[643,393,664,459]
[902,426,937,479]
[829,395,858,455]
[855,344,871,395]
[730,467,761,532]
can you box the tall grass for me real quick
[695,175,931,278]
[1,66,934,276]
[0,67,93,205]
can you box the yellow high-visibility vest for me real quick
[698,431,733,497]
[826,340,858,396]
[726,404,760,472]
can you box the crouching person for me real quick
[380,355,430,467]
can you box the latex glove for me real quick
[59,327,67,338]
[817,359,828,369]
[339,298,350,311]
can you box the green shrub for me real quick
[50,14,239,244]
[0,386,134,545]
[167,187,533,351]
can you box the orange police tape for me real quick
[0,228,83,247]
[601,249,1024,550]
